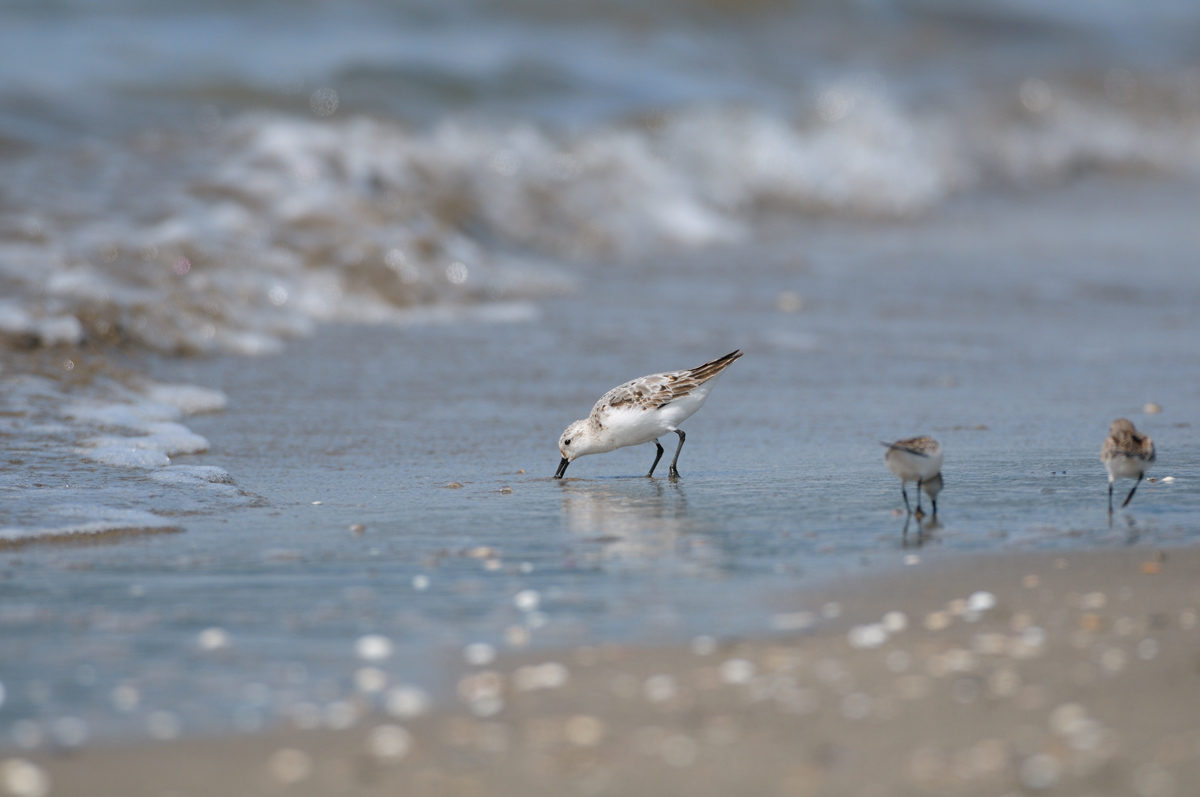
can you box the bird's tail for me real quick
[688,350,743,384]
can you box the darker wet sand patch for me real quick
[0,526,183,552]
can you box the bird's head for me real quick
[558,419,593,462]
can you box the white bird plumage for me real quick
[882,436,944,516]
[555,350,743,479]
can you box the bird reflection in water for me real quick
[902,512,941,548]
[556,479,721,570]
[1118,511,1139,543]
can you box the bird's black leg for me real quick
[1121,473,1143,508]
[931,496,938,517]
[668,429,686,479]
[915,478,925,516]
[647,440,664,478]
[1107,480,1114,513]
[901,484,911,515]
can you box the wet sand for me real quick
[16,543,1200,796]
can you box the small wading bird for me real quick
[882,436,944,517]
[1101,418,1155,511]
[555,350,743,479]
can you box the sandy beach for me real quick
[12,543,1199,797]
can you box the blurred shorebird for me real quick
[882,436,943,517]
[1101,418,1155,511]
[555,350,743,479]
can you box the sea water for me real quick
[2,0,1200,745]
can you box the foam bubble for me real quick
[0,759,50,797]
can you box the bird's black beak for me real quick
[555,457,570,479]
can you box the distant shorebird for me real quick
[1101,418,1155,511]
[555,350,743,479]
[882,436,944,516]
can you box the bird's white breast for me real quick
[885,448,943,482]
[1105,455,1148,480]
[597,387,712,451]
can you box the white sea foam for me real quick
[0,370,250,544]
[149,465,237,486]
[78,421,210,464]
[69,388,219,467]
[3,76,1197,360]
[0,506,177,544]
[0,300,85,347]
[78,444,173,469]
[66,401,183,427]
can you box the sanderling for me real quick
[882,436,943,516]
[1101,418,1155,511]
[555,350,743,479]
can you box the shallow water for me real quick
[3,0,1200,750]
[3,175,1200,745]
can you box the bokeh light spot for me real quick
[310,88,339,117]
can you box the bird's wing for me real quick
[1105,431,1157,463]
[881,437,937,457]
[589,350,743,424]
[591,371,699,419]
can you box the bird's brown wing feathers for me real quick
[590,350,743,419]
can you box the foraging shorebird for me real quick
[882,436,943,516]
[555,350,743,479]
[1101,418,1155,511]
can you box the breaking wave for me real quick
[3,71,1199,355]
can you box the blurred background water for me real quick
[2,0,1200,747]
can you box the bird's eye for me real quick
[564,439,571,446]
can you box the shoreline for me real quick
[13,542,1200,796]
